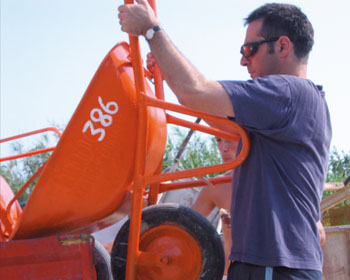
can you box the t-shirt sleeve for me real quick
[219,76,292,131]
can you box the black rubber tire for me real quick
[111,203,225,280]
[93,239,113,280]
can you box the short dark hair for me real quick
[245,3,314,59]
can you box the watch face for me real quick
[145,26,160,40]
[146,28,154,40]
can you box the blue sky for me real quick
[1,0,349,156]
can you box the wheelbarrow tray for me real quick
[10,42,167,240]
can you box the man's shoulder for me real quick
[257,74,316,87]
[268,75,321,91]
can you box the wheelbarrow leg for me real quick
[125,176,144,280]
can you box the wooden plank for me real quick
[322,226,350,280]
[321,184,350,214]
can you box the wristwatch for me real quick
[145,26,161,41]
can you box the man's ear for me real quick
[277,36,292,58]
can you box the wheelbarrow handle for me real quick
[124,0,164,100]
[124,2,161,280]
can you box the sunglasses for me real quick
[240,37,279,58]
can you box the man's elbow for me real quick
[177,94,194,108]
[175,88,203,110]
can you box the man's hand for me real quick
[220,208,231,228]
[146,52,156,75]
[118,0,160,37]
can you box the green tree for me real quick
[163,126,222,178]
[2,126,349,205]
[327,147,350,183]
[323,147,350,209]
[0,135,53,204]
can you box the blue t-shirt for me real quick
[219,75,332,271]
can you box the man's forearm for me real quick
[148,31,207,104]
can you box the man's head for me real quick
[216,137,238,163]
[240,3,314,78]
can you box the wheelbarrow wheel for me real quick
[93,240,113,280]
[111,203,225,280]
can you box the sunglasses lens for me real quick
[241,45,253,58]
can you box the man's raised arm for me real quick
[118,0,235,117]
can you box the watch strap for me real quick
[145,26,161,40]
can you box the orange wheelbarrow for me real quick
[0,2,250,279]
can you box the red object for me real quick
[0,1,250,277]
[0,175,22,241]
[0,235,96,280]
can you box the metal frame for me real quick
[123,1,249,278]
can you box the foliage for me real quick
[162,126,222,178]
[323,147,350,212]
[0,135,53,203]
[1,125,349,207]
[326,147,350,183]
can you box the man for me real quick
[191,137,325,279]
[118,2,332,279]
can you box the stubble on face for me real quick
[243,20,280,78]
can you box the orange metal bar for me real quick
[158,175,232,193]
[126,94,248,277]
[0,128,60,236]
[147,160,163,206]
[166,114,240,142]
[0,147,56,162]
[145,0,164,205]
[0,127,60,235]
[5,164,46,230]
[124,0,170,277]
[0,127,62,162]
[141,97,249,185]
[145,94,239,128]
[0,207,13,239]
[124,1,150,278]
[147,155,246,186]
[153,65,164,99]
[148,0,157,16]
[0,127,62,144]
[123,0,249,277]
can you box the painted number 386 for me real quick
[82,96,119,142]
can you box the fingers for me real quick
[117,4,125,12]
[147,65,155,74]
[117,5,129,32]
[219,208,231,227]
[147,52,154,59]
[117,0,159,36]
[146,52,156,73]
[146,53,155,65]
[145,52,157,74]
[201,175,216,188]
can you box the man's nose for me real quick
[240,55,249,66]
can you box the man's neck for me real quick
[297,63,308,79]
[281,56,308,78]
